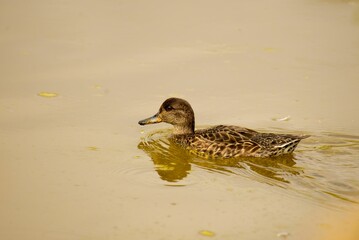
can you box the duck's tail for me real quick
[299,134,310,139]
[273,134,310,156]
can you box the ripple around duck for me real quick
[137,129,359,209]
[284,132,359,209]
[134,129,211,186]
[116,158,210,187]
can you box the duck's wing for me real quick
[205,125,308,150]
[191,125,263,157]
[194,125,258,142]
[250,133,309,154]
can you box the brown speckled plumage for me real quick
[139,98,309,158]
[173,125,308,158]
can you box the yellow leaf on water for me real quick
[87,146,98,151]
[199,230,215,237]
[38,92,58,98]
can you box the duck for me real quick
[138,97,309,158]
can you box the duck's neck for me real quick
[173,121,195,135]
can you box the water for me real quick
[1,0,359,240]
[138,128,359,207]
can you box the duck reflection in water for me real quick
[137,132,301,184]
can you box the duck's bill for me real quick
[138,113,162,125]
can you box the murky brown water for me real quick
[1,0,359,239]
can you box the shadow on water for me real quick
[137,129,301,185]
[138,129,359,208]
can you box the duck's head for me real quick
[138,98,195,135]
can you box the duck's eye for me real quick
[164,105,174,111]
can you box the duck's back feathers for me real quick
[173,125,308,158]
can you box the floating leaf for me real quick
[38,92,58,98]
[272,116,291,121]
[199,230,215,237]
[87,146,98,151]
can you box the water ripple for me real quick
[137,128,359,209]
[122,129,209,186]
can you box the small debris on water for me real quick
[272,116,291,121]
[277,231,290,239]
[87,146,99,151]
[38,92,58,98]
[199,230,215,237]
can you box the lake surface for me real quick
[1,0,359,239]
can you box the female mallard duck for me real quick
[138,98,309,158]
